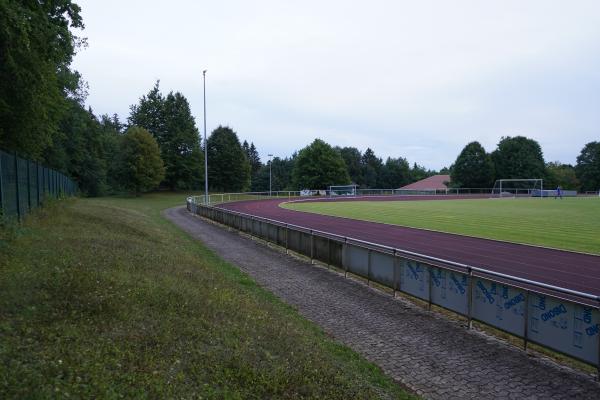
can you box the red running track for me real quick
[219,196,600,297]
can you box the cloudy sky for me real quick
[73,0,600,170]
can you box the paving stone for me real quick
[165,207,600,400]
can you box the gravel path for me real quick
[164,206,600,399]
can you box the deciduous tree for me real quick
[117,126,165,195]
[450,141,494,188]
[380,157,411,188]
[576,142,600,191]
[491,136,545,180]
[292,139,349,189]
[0,0,86,159]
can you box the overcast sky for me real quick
[72,0,600,170]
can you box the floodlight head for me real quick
[203,69,207,75]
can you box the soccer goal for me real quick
[491,179,544,198]
[329,184,358,197]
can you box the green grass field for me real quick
[283,197,600,254]
[0,193,414,399]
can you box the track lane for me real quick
[219,197,600,296]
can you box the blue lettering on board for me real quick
[504,293,525,310]
[477,281,495,304]
[583,308,592,324]
[537,296,546,311]
[586,324,599,337]
[451,275,465,294]
[431,271,441,287]
[541,304,567,322]
[407,263,419,280]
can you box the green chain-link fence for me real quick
[0,149,77,220]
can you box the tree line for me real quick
[450,138,600,191]
[1,1,598,196]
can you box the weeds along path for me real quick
[166,206,600,399]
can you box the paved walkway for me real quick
[164,206,600,399]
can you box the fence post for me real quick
[14,152,21,220]
[428,266,433,311]
[343,238,348,278]
[285,225,289,254]
[367,249,371,287]
[310,230,314,264]
[392,250,399,298]
[36,162,40,207]
[327,237,331,268]
[597,299,600,381]
[0,152,4,214]
[523,291,530,351]
[26,160,31,212]
[467,267,473,329]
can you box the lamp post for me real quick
[203,70,208,205]
[268,154,273,196]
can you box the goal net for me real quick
[329,184,358,197]
[491,179,543,198]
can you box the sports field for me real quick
[283,197,600,254]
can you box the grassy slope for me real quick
[284,197,600,254]
[0,193,414,399]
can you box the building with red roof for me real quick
[400,174,451,190]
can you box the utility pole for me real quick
[268,154,273,196]
[203,70,208,205]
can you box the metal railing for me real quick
[359,188,493,196]
[0,149,77,220]
[191,191,301,206]
[186,194,600,374]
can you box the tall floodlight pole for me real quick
[268,154,273,196]
[203,70,208,205]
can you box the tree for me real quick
[545,162,579,190]
[252,156,296,191]
[409,163,432,183]
[128,81,166,144]
[243,140,262,189]
[99,114,123,193]
[207,126,250,191]
[116,126,165,195]
[576,142,600,191]
[380,157,411,188]
[491,136,545,180]
[337,147,362,184]
[0,0,86,159]
[242,141,262,176]
[128,83,203,190]
[161,92,203,190]
[450,141,495,188]
[292,139,350,189]
[361,148,383,188]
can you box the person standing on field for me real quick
[555,185,562,199]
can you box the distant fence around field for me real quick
[187,193,600,375]
[0,149,77,220]
[194,188,598,207]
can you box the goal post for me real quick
[328,184,358,197]
[491,179,544,198]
